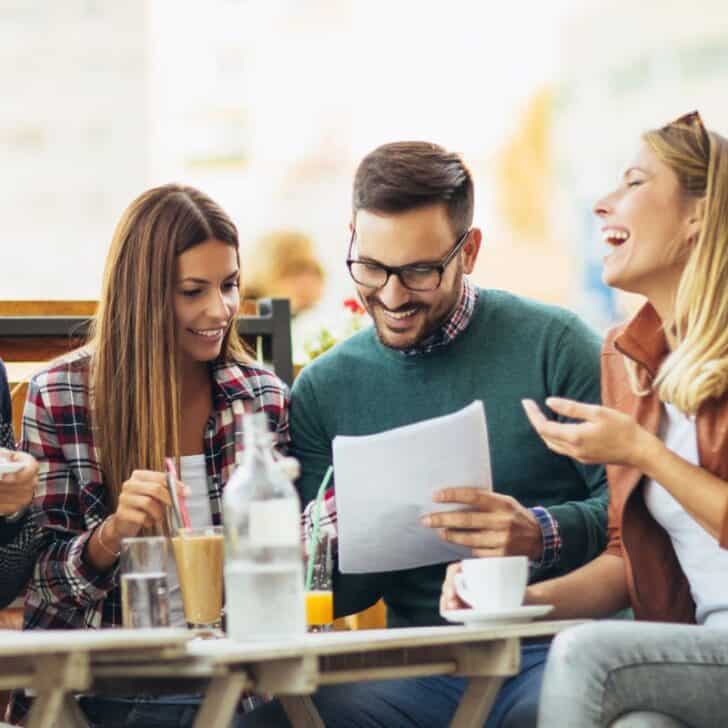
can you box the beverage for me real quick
[171,528,224,628]
[305,590,333,628]
[223,412,306,641]
[121,572,170,628]
[225,561,305,639]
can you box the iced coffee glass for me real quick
[171,525,224,631]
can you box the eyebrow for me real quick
[356,253,441,268]
[179,270,239,284]
[623,166,650,178]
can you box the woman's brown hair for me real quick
[88,183,250,509]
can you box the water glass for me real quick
[120,536,171,628]
[305,531,334,632]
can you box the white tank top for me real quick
[644,402,728,627]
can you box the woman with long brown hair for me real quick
[12,184,289,725]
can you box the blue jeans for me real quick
[539,621,728,727]
[239,641,549,727]
[78,694,258,728]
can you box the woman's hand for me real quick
[104,470,175,547]
[0,450,38,516]
[522,397,659,468]
[439,562,469,614]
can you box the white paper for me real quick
[333,401,492,573]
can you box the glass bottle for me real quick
[223,412,305,641]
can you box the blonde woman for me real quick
[12,184,289,726]
[487,111,725,727]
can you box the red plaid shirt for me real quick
[20,349,290,632]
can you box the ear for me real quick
[462,228,483,274]
[686,196,706,243]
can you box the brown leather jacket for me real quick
[603,303,728,624]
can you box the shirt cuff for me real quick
[529,506,561,570]
[70,528,119,602]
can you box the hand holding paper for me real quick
[421,488,544,561]
[332,401,493,573]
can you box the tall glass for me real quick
[171,525,224,631]
[305,531,334,632]
[120,536,171,628]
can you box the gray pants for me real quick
[538,620,728,728]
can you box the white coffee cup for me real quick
[454,556,528,611]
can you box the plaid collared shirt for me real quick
[402,276,478,356]
[20,349,289,632]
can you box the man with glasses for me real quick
[242,141,607,727]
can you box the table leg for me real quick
[450,676,504,728]
[193,673,248,728]
[280,695,325,728]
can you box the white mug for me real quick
[454,556,528,611]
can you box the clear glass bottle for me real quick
[223,412,305,641]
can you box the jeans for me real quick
[538,620,728,728]
[78,694,257,728]
[239,641,549,727]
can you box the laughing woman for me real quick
[517,112,728,727]
[11,184,289,725]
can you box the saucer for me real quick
[441,604,554,626]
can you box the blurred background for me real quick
[2,0,727,361]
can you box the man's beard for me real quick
[360,265,464,351]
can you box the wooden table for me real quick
[0,620,583,728]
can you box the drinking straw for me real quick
[165,457,191,529]
[305,465,333,591]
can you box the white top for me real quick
[644,403,728,627]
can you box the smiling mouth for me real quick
[602,228,630,247]
[189,327,225,339]
[382,307,419,321]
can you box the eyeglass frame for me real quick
[346,227,472,292]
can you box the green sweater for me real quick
[290,288,607,627]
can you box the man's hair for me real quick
[352,141,474,235]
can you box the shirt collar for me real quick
[402,277,478,356]
[613,301,670,377]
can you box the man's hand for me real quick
[0,450,38,516]
[421,488,544,561]
[439,562,469,613]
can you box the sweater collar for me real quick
[401,277,478,356]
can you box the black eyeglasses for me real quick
[346,228,471,292]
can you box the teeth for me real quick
[602,229,630,244]
[386,308,418,320]
[191,328,223,338]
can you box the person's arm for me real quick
[0,515,43,609]
[291,369,386,617]
[21,375,120,610]
[537,315,609,576]
[524,396,728,545]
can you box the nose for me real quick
[377,273,411,310]
[593,190,615,218]
[207,288,229,321]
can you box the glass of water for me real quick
[120,536,171,628]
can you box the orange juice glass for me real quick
[305,589,333,628]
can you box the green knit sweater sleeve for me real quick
[290,365,387,616]
[540,313,609,578]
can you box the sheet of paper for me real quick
[333,400,492,573]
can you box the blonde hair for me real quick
[629,114,728,413]
[245,230,323,300]
[88,184,250,510]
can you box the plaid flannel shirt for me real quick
[301,276,562,569]
[20,349,290,632]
